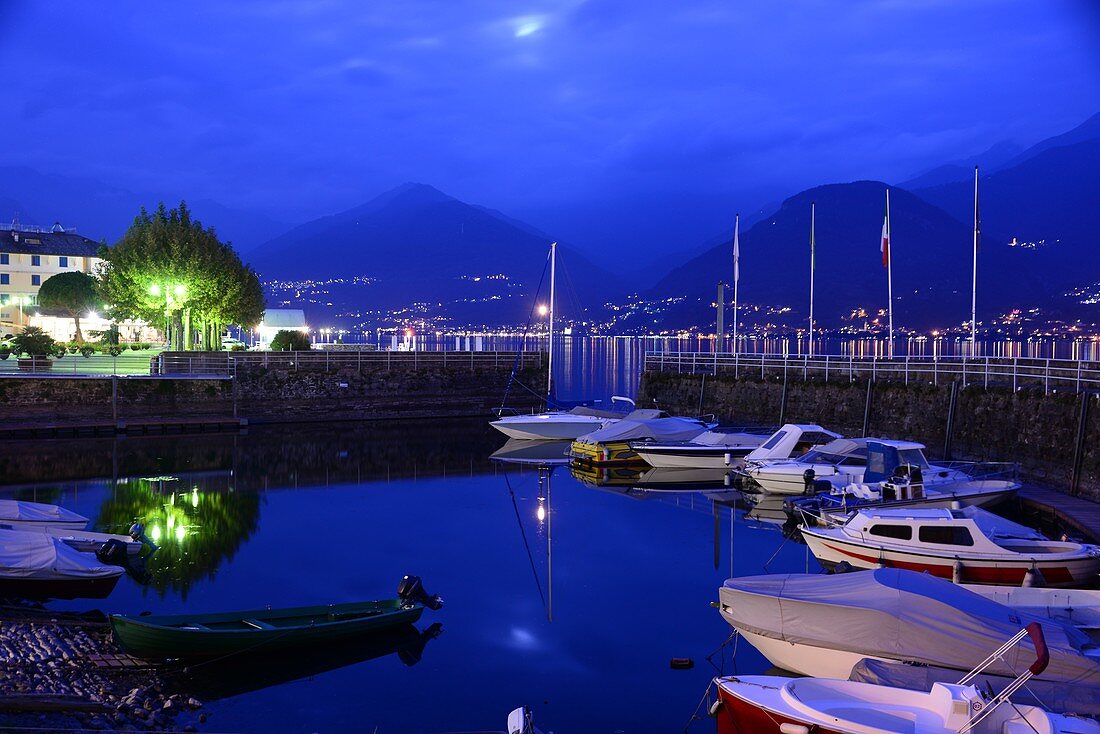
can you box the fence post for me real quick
[1013,358,1017,392]
[803,354,808,381]
[872,356,876,383]
[862,378,874,437]
[849,354,853,383]
[961,356,967,389]
[1070,391,1091,496]
[904,355,909,386]
[760,354,765,380]
[984,356,989,390]
[1077,359,1082,393]
[692,352,697,374]
[943,380,959,460]
[1045,358,1050,395]
[824,354,829,382]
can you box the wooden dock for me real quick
[1017,485,1100,543]
[0,415,248,439]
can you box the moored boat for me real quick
[716,569,1100,686]
[490,397,634,441]
[631,424,840,470]
[110,575,443,660]
[712,625,1100,734]
[801,506,1100,586]
[0,529,124,599]
[569,409,715,465]
[0,500,89,531]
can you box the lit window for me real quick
[31,255,40,266]
[31,275,40,286]
[59,256,68,267]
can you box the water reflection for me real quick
[95,476,261,599]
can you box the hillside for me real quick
[645,181,1041,330]
[252,183,629,326]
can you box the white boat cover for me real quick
[849,658,1100,716]
[0,530,121,579]
[575,411,707,443]
[721,568,1100,685]
[0,500,88,526]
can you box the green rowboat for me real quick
[110,575,443,660]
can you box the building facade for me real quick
[0,223,103,334]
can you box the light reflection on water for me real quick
[1,420,803,733]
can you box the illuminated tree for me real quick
[98,202,264,350]
[37,271,100,343]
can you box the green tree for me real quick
[98,202,265,350]
[270,329,311,351]
[36,271,100,343]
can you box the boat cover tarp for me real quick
[0,530,120,579]
[720,568,1100,685]
[576,413,706,444]
[0,500,88,526]
[849,657,1100,715]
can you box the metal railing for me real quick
[644,352,1100,394]
[156,350,544,376]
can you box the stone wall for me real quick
[0,361,545,425]
[638,371,1100,500]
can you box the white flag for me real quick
[733,215,740,284]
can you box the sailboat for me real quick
[490,242,632,440]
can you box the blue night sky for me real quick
[1,0,1098,258]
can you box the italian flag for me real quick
[880,200,890,268]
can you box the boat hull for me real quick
[802,529,1100,586]
[569,440,646,465]
[490,416,613,441]
[111,599,426,660]
[730,627,878,679]
[630,446,753,469]
[716,679,847,734]
[791,484,1018,527]
[0,572,122,600]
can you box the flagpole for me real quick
[548,241,556,398]
[732,213,740,355]
[809,202,815,358]
[970,166,979,354]
[886,189,893,358]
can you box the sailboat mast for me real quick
[547,241,556,398]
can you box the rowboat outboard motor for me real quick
[398,575,443,610]
[802,469,816,494]
[129,522,159,553]
[96,538,130,566]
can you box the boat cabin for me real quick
[843,507,1071,555]
[744,424,841,462]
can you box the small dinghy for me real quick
[110,575,443,660]
[0,500,89,531]
[0,529,123,599]
[712,623,1100,734]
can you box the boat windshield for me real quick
[797,450,863,466]
[897,449,930,469]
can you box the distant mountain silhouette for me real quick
[913,139,1100,283]
[252,183,628,324]
[899,140,1024,190]
[0,166,289,251]
[646,181,1043,330]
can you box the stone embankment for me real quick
[639,371,1100,502]
[0,352,546,426]
[0,611,205,731]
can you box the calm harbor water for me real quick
[3,421,804,733]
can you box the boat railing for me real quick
[644,352,1100,395]
[933,460,1020,484]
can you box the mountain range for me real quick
[2,112,1099,333]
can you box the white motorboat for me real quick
[712,624,1100,734]
[490,397,634,441]
[569,410,715,465]
[0,529,124,599]
[0,500,89,531]
[801,506,1100,586]
[737,438,969,495]
[631,424,840,469]
[716,569,1100,690]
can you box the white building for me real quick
[256,309,309,347]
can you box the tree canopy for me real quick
[98,202,265,350]
[270,329,311,351]
[37,271,100,343]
